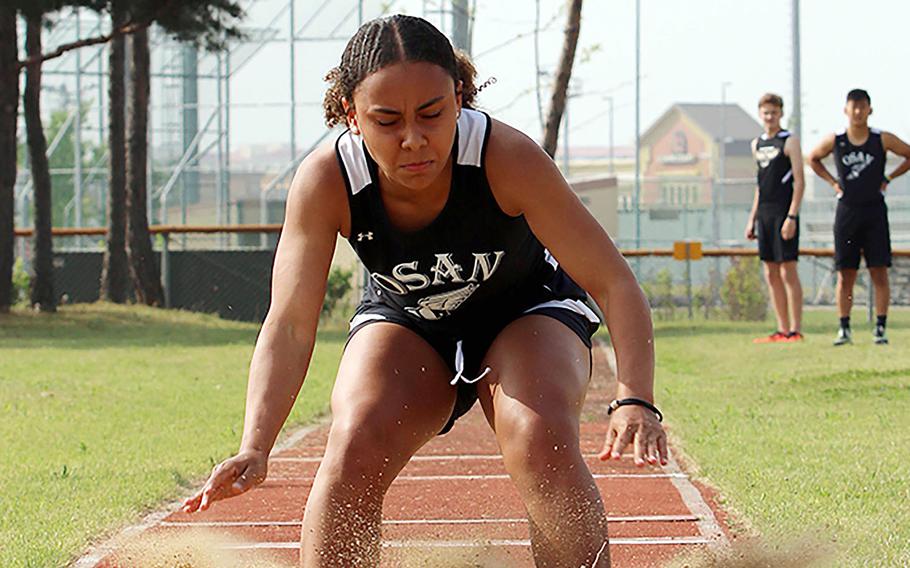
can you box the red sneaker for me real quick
[753,331,789,344]
[785,331,804,342]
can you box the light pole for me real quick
[604,95,614,175]
[791,0,801,138]
[634,0,641,251]
[715,81,732,248]
[562,79,580,177]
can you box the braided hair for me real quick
[323,15,478,128]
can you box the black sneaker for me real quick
[833,327,852,346]
[873,325,889,345]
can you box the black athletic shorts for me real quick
[834,200,891,270]
[755,209,799,263]
[346,298,600,435]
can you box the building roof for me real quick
[643,103,761,143]
[676,103,760,141]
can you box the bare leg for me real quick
[300,323,456,567]
[780,261,803,333]
[763,261,790,332]
[477,315,609,568]
[836,269,858,319]
[869,267,890,317]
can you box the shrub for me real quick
[720,257,767,321]
[642,268,676,320]
[12,257,30,305]
[322,265,354,318]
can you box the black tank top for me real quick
[334,109,587,333]
[833,129,886,206]
[755,130,794,212]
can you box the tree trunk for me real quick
[100,4,129,303]
[0,8,19,312]
[125,27,162,306]
[541,0,583,159]
[24,14,56,312]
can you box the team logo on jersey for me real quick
[755,146,780,168]
[370,251,506,320]
[404,284,478,320]
[841,151,875,180]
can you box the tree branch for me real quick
[17,19,149,70]
[17,0,180,70]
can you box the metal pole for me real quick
[224,50,232,234]
[358,0,363,25]
[867,278,874,323]
[607,95,614,175]
[259,186,268,248]
[147,84,154,226]
[715,83,728,248]
[791,0,801,138]
[74,11,83,246]
[181,43,199,247]
[562,94,570,176]
[634,0,641,252]
[98,14,104,148]
[97,16,106,223]
[216,51,224,234]
[161,233,170,307]
[289,0,296,162]
[686,253,693,320]
[452,0,471,52]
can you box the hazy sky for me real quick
[182,0,910,157]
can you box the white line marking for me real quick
[217,536,713,550]
[159,514,700,528]
[263,472,687,482]
[595,343,730,550]
[270,453,633,463]
[666,455,729,549]
[71,422,326,568]
[72,507,177,567]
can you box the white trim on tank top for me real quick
[337,108,489,196]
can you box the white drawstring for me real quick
[449,340,492,385]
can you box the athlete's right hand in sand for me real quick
[182,449,268,513]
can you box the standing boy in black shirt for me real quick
[809,89,910,345]
[746,93,806,343]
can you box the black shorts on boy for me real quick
[756,209,799,262]
[833,200,891,270]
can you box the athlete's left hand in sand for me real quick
[181,449,268,513]
[600,405,668,467]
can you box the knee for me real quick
[764,264,781,285]
[497,409,579,481]
[781,263,800,284]
[320,416,402,490]
[870,269,889,286]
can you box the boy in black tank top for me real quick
[809,89,910,346]
[183,15,666,567]
[745,93,805,343]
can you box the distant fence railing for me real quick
[15,224,910,257]
[12,225,910,321]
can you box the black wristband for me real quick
[786,214,798,220]
[607,398,663,422]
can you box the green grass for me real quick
[4,304,909,567]
[652,309,910,567]
[0,304,345,568]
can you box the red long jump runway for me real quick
[83,341,730,567]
